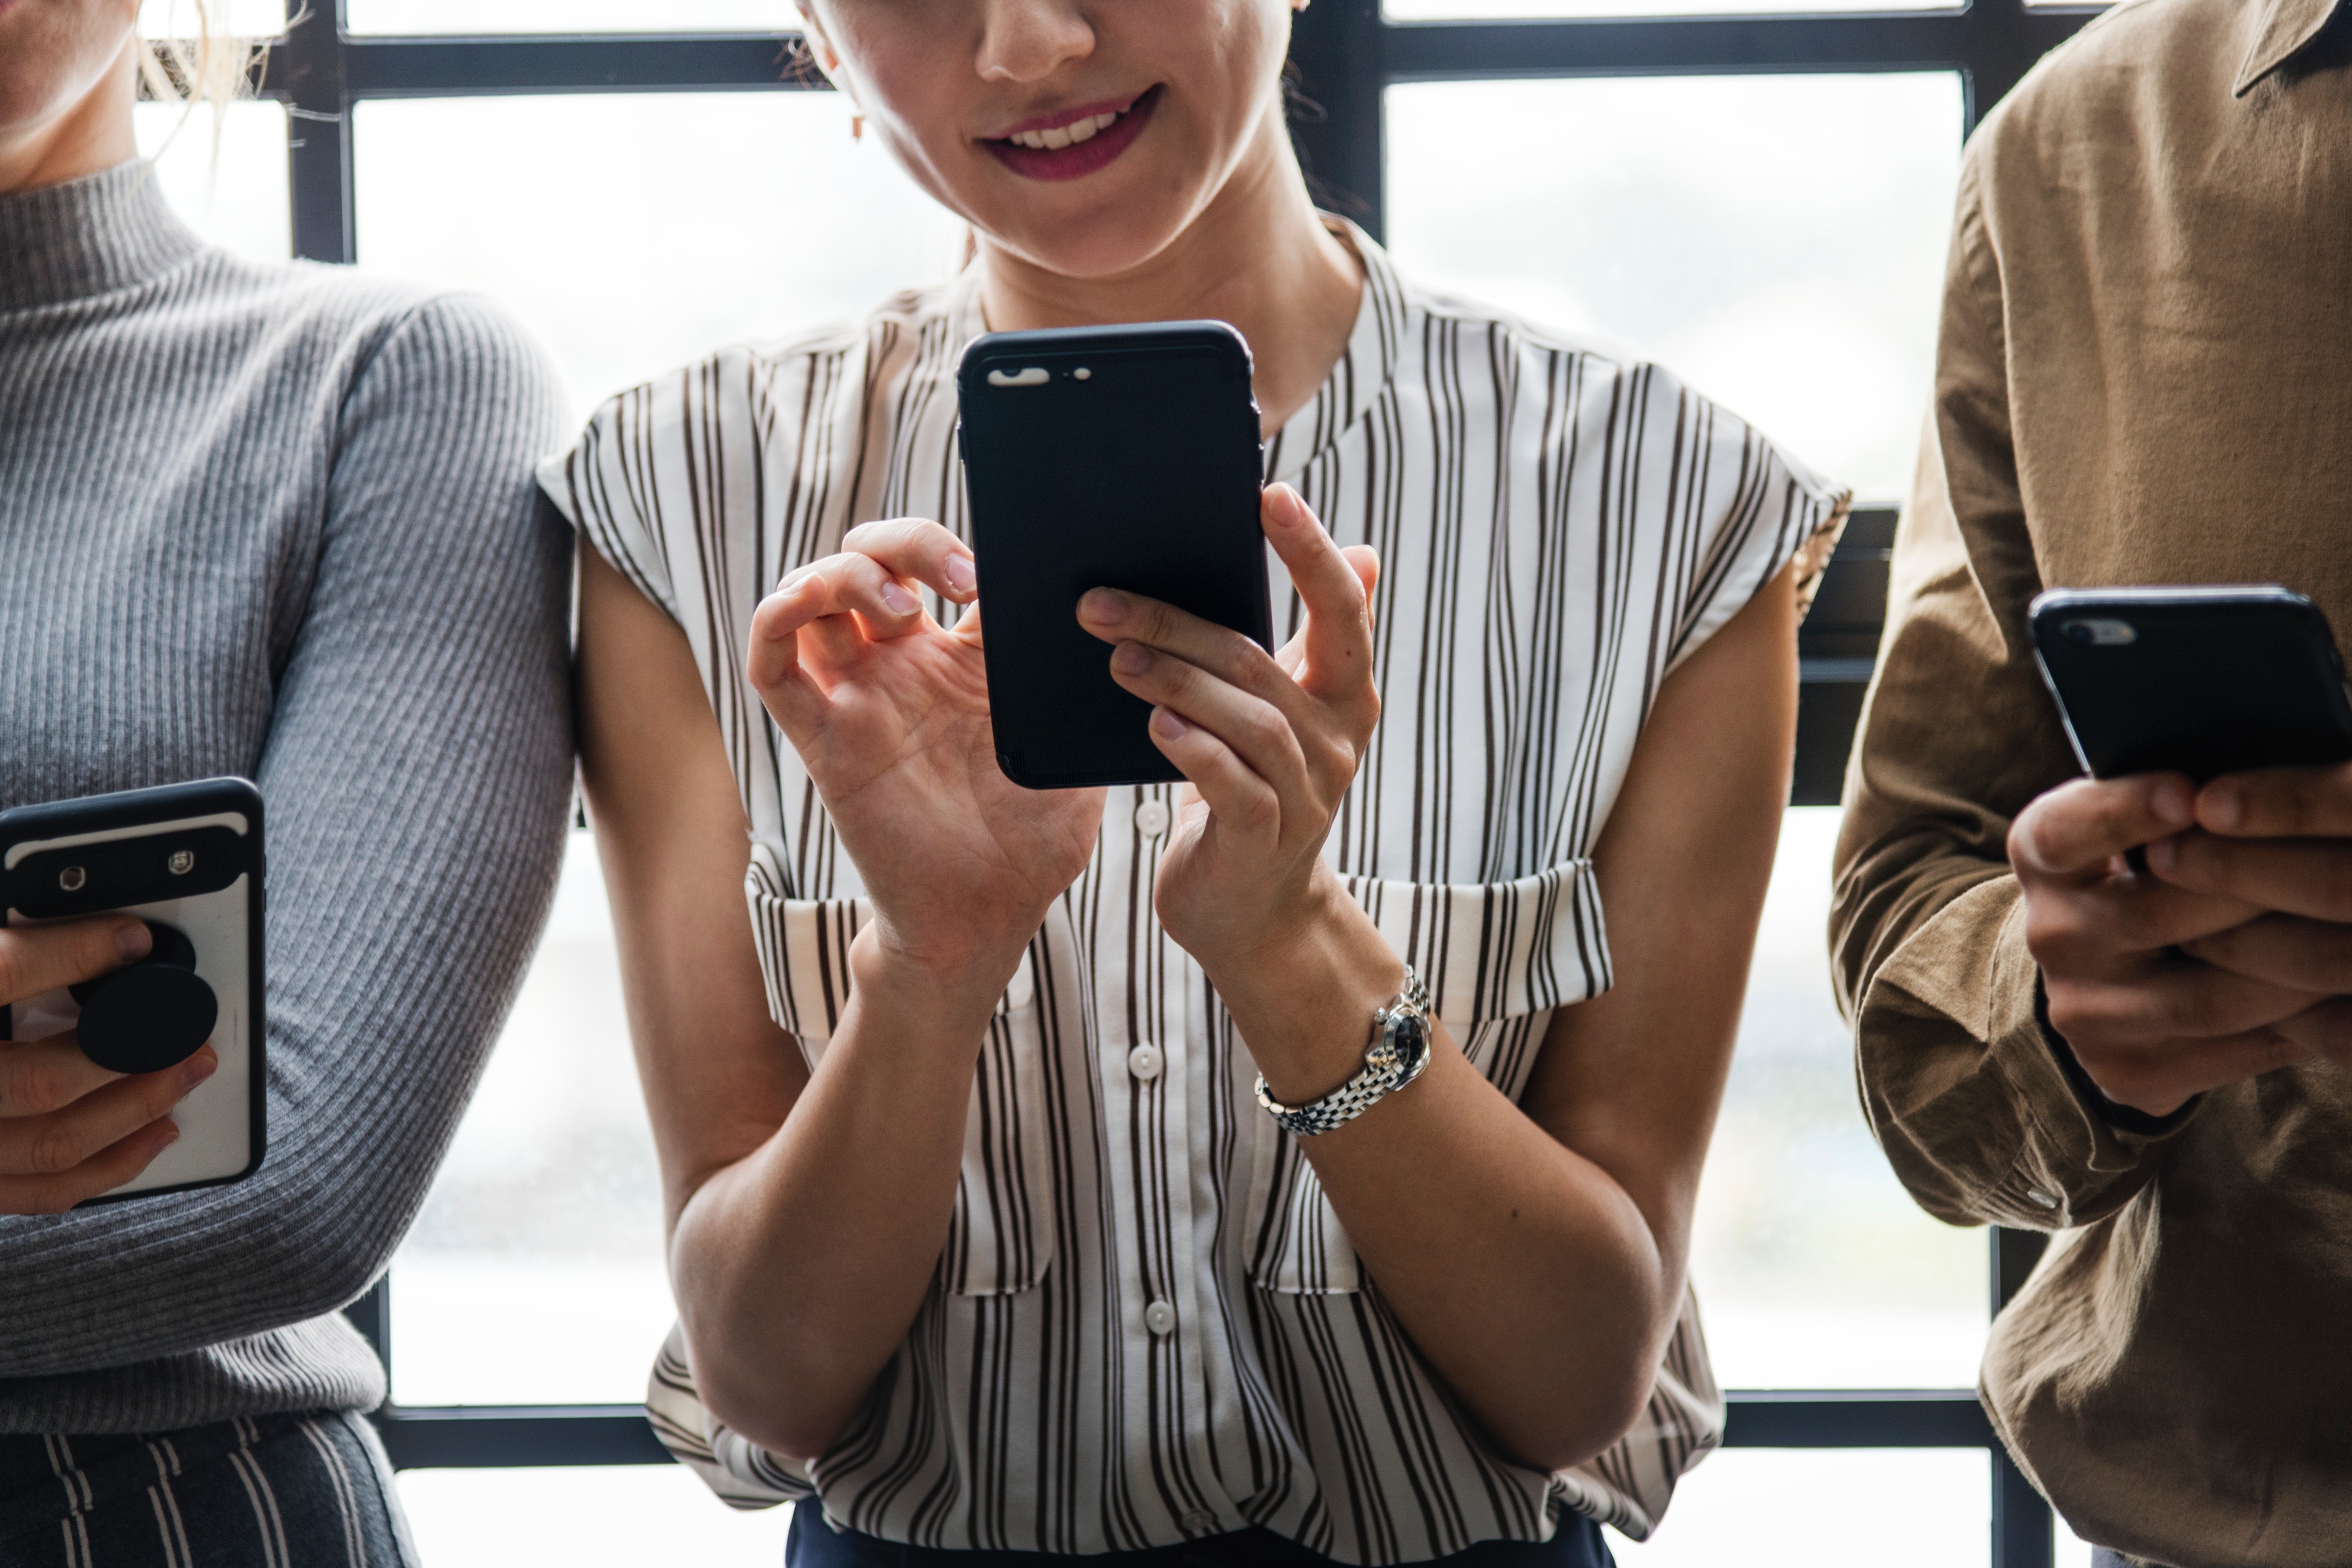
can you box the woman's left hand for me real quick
[1076,484,1380,981]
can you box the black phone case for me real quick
[0,778,266,1203]
[957,322,1272,790]
[2030,586,2352,781]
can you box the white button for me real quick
[1127,1042,1164,1081]
[1180,1508,1218,1536]
[1143,1299,1177,1335]
[2026,1188,2059,1211]
[1135,799,1171,837]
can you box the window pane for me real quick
[348,0,784,32]
[400,1468,792,1566]
[1696,809,1987,1389]
[1385,73,1963,503]
[139,0,286,36]
[133,100,289,262]
[352,95,965,424]
[390,834,667,1406]
[1608,1449,1989,1566]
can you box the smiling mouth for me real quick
[983,86,1161,182]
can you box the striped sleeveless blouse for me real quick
[542,226,1847,1563]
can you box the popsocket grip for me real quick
[69,921,218,1076]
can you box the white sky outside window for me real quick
[1385,72,1963,504]
[132,100,290,260]
[348,0,786,32]
[352,93,966,426]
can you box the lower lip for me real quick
[984,87,1160,183]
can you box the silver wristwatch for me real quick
[1254,968,1434,1136]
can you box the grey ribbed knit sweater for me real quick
[0,163,572,1433]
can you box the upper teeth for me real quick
[1008,111,1121,151]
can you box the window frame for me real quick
[235,3,2099,1561]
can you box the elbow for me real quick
[1494,1366,1658,1477]
[692,1354,852,1467]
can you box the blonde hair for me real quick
[135,1,262,162]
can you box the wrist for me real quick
[848,924,1031,1035]
[1208,878,1406,1105]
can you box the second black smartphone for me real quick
[2030,586,2352,782]
[958,322,1272,790]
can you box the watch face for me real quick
[1388,1010,1429,1075]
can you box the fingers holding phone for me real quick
[1079,485,1381,974]
[0,917,216,1213]
[2144,761,2352,1050]
[2012,774,2324,1116]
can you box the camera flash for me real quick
[168,850,195,875]
[59,866,86,891]
[1074,368,1092,380]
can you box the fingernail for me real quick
[2201,783,2243,831]
[1151,707,1191,739]
[115,921,152,963]
[944,554,976,595]
[2145,836,2177,874]
[1081,589,1130,625]
[181,1050,218,1091]
[156,1121,182,1148]
[2152,778,2194,825]
[880,581,919,616]
[1112,643,1152,676]
[1267,485,1305,527]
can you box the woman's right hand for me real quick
[1,916,216,1214]
[746,519,1104,982]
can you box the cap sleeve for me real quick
[537,382,681,623]
[1662,393,1851,675]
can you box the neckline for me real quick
[1265,220,1402,487]
[0,160,204,313]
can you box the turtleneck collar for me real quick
[0,159,203,313]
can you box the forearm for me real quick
[1215,900,1675,1472]
[669,930,1016,1459]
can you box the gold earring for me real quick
[851,114,864,142]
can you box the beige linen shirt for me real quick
[1833,0,2352,1563]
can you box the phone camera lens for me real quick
[2062,618,2137,647]
[168,850,195,875]
[59,866,86,892]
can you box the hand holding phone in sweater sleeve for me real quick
[0,917,215,1214]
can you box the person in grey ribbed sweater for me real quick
[1,13,571,1565]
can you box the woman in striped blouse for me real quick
[554,2,1847,1563]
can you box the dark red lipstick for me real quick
[983,86,1161,183]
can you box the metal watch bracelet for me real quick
[1254,967,1434,1136]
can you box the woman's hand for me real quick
[747,518,1104,982]
[0,917,216,1214]
[1077,484,1380,984]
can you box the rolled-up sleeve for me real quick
[1831,156,2197,1234]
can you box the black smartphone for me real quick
[0,778,265,1202]
[957,321,1272,790]
[2030,586,2352,782]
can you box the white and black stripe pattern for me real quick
[0,1414,415,1567]
[546,225,1847,1563]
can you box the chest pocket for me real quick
[1247,860,1610,1295]
[744,848,1067,1296]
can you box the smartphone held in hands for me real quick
[2030,586,2352,782]
[958,321,1273,790]
[0,778,265,1201]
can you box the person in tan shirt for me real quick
[1832,0,2352,1563]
